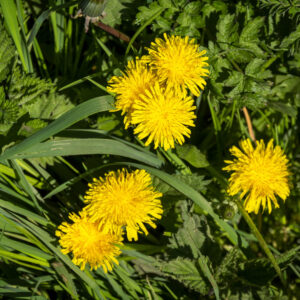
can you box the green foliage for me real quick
[8,67,53,106]
[176,144,209,168]
[0,24,73,137]
[0,0,299,299]
[0,23,14,83]
[160,258,209,294]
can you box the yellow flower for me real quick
[146,33,209,96]
[223,139,290,214]
[107,58,157,129]
[56,210,122,272]
[131,83,196,151]
[84,169,163,241]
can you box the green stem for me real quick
[236,199,286,286]
[161,148,191,175]
[261,53,281,72]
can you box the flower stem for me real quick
[235,199,286,286]
[162,149,191,175]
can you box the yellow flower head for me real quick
[146,33,209,96]
[107,58,157,129]
[131,83,196,151]
[56,210,122,272]
[223,139,290,214]
[84,169,163,241]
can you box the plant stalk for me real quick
[235,199,286,287]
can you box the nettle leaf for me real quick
[277,246,300,265]
[168,203,215,259]
[19,119,48,137]
[174,173,211,194]
[215,248,244,285]
[169,214,205,258]
[0,23,15,83]
[176,144,209,168]
[8,67,53,106]
[160,258,209,294]
[238,246,299,286]
[97,113,120,131]
[24,93,74,120]
[0,87,18,124]
[238,258,275,286]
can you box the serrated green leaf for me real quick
[280,24,300,49]
[25,93,74,120]
[184,2,202,14]
[176,144,209,168]
[136,2,163,24]
[158,0,173,8]
[245,58,272,79]
[174,173,211,194]
[277,246,300,265]
[19,119,48,137]
[216,14,239,49]
[160,258,209,294]
[215,248,243,284]
[101,0,131,27]
[168,211,206,258]
[0,23,15,83]
[8,67,53,106]
[224,71,243,87]
[239,17,264,44]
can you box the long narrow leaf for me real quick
[0,96,114,161]
[7,139,162,168]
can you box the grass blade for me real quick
[8,139,163,168]
[0,96,114,161]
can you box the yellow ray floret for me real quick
[146,33,209,96]
[107,58,157,129]
[131,83,196,151]
[223,139,290,214]
[56,210,122,272]
[84,169,163,241]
